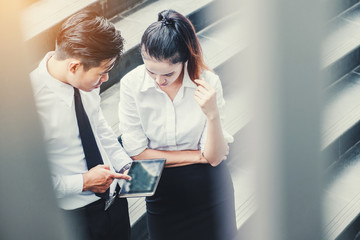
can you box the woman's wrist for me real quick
[187,150,200,162]
[184,150,204,164]
[206,112,220,121]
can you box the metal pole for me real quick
[243,0,324,239]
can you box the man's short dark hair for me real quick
[55,10,124,71]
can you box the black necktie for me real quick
[74,88,109,199]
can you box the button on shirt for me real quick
[118,65,233,157]
[30,52,132,210]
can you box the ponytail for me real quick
[141,9,210,81]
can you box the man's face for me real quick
[70,58,116,92]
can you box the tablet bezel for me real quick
[118,158,166,198]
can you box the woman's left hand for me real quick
[194,79,219,120]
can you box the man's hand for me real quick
[82,165,131,193]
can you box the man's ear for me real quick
[68,61,81,74]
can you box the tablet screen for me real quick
[118,158,166,198]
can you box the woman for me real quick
[118,9,237,240]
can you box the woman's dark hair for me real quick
[141,9,210,81]
[55,10,124,71]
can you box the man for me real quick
[30,10,132,240]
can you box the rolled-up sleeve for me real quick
[118,75,149,156]
[51,174,83,198]
[199,73,233,152]
[95,107,132,171]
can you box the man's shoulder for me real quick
[29,53,53,96]
[29,66,46,96]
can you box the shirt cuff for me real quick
[223,130,234,143]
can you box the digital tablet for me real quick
[118,158,166,198]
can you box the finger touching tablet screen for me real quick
[118,158,166,198]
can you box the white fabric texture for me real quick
[30,52,132,210]
[118,64,233,157]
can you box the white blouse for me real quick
[118,65,233,157]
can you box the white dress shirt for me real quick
[30,52,132,210]
[118,64,233,157]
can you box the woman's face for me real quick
[141,48,184,88]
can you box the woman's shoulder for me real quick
[121,64,146,81]
[200,69,221,87]
[120,64,146,87]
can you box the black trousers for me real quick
[61,197,130,240]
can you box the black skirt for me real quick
[146,162,237,240]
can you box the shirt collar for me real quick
[140,67,156,92]
[139,63,197,92]
[182,66,197,89]
[38,52,74,107]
